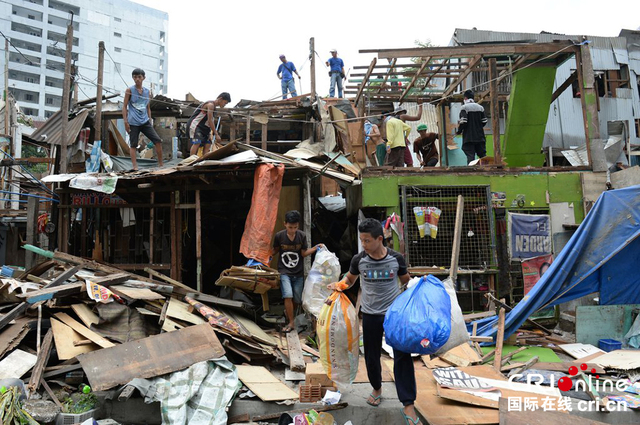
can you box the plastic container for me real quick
[598,338,622,352]
[55,408,97,425]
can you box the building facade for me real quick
[0,0,168,119]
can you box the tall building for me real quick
[0,0,168,118]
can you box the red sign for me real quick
[521,254,554,295]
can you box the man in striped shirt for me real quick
[456,90,488,164]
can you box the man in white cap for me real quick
[277,54,301,99]
[325,49,345,97]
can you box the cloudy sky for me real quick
[135,0,639,103]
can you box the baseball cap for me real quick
[279,54,286,59]
[330,49,337,53]
[393,107,407,115]
[417,124,428,131]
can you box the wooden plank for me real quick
[591,349,640,370]
[71,304,99,328]
[27,328,53,393]
[21,282,85,304]
[226,310,277,346]
[0,317,33,359]
[558,343,604,360]
[436,385,498,409]
[481,349,496,363]
[442,55,482,99]
[511,356,539,375]
[186,292,246,309]
[449,195,464,282]
[422,355,450,369]
[195,189,202,292]
[144,267,194,293]
[43,363,82,379]
[464,311,496,322]
[550,70,578,103]
[439,343,482,367]
[236,365,299,401]
[498,397,606,425]
[300,342,320,358]
[501,346,528,366]
[110,285,163,301]
[471,336,494,343]
[88,272,130,287]
[53,312,115,349]
[377,58,397,93]
[40,379,64,410]
[494,307,506,371]
[78,323,225,391]
[354,57,377,105]
[166,298,205,326]
[489,58,502,163]
[0,349,38,379]
[572,351,605,363]
[399,56,432,101]
[286,329,306,372]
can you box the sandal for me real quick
[282,325,293,333]
[402,411,421,425]
[366,393,382,407]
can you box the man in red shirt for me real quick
[413,124,439,167]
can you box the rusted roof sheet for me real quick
[30,109,90,146]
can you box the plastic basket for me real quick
[598,338,622,352]
[55,408,97,425]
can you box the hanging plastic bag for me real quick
[302,248,340,317]
[383,275,452,354]
[435,277,470,355]
[317,286,359,386]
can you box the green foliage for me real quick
[21,144,49,174]
[62,393,98,414]
[0,386,39,425]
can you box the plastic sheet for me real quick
[302,248,340,317]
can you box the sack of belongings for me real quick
[384,274,468,355]
[317,287,359,386]
[302,248,340,317]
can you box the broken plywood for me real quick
[50,318,100,360]
[78,323,225,391]
[592,349,640,370]
[0,317,33,359]
[439,343,482,367]
[54,312,115,349]
[111,285,164,301]
[559,343,604,360]
[236,365,299,402]
[166,298,206,326]
[0,349,37,379]
[71,304,99,328]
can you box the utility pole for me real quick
[59,19,74,173]
[94,42,105,142]
[310,38,316,100]
[4,39,9,137]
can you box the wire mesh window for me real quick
[401,185,496,269]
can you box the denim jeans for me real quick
[280,274,304,304]
[330,72,343,97]
[281,79,297,99]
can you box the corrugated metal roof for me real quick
[453,29,625,70]
[30,109,90,146]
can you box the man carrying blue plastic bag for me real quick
[328,218,421,425]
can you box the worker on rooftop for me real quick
[277,55,301,100]
[384,109,412,168]
[414,124,439,167]
[456,89,488,164]
[395,100,425,167]
[187,93,232,156]
[326,49,345,98]
[122,68,164,171]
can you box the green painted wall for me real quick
[503,67,556,167]
[362,172,585,223]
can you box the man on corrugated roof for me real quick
[277,55,301,99]
[456,89,488,164]
[326,49,345,98]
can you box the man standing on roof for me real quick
[414,124,439,167]
[384,109,412,168]
[187,92,232,156]
[277,55,301,100]
[326,49,345,98]
[456,90,488,164]
[395,100,425,167]
[122,68,164,171]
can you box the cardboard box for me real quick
[305,362,335,387]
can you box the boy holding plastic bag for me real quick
[328,218,421,425]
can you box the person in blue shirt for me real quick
[325,49,345,98]
[122,68,163,171]
[277,55,301,99]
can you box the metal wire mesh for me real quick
[400,185,496,269]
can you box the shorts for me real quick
[190,129,212,145]
[280,274,304,304]
[129,121,162,147]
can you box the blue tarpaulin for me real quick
[472,184,640,341]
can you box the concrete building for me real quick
[0,0,168,119]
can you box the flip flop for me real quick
[402,411,421,425]
[366,393,382,407]
[282,325,293,333]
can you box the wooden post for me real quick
[25,197,38,269]
[149,192,154,266]
[488,58,501,163]
[230,120,236,141]
[170,191,178,280]
[493,307,506,372]
[449,195,464,284]
[94,42,105,142]
[245,115,251,143]
[195,189,202,292]
[59,22,74,173]
[261,123,267,150]
[577,43,606,171]
[310,37,316,99]
[176,191,182,282]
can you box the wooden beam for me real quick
[488,58,502,163]
[449,195,464,283]
[477,54,529,102]
[399,57,432,102]
[195,189,202,292]
[362,41,577,59]
[442,55,482,99]
[286,329,306,372]
[493,307,506,371]
[420,59,450,91]
[21,282,85,304]
[354,57,377,106]
[27,328,53,394]
[377,58,397,93]
[550,70,577,103]
[170,191,178,281]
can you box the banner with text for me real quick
[508,213,552,259]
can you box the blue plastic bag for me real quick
[383,275,452,354]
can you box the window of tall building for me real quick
[114,47,121,52]
[114,17,122,22]
[114,32,122,38]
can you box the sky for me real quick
[134,0,639,104]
